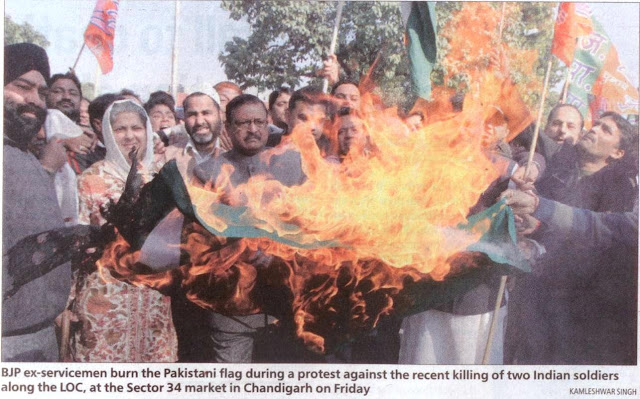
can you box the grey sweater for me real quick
[2,144,71,341]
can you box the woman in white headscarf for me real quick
[68,100,177,362]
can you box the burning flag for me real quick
[5,72,531,354]
[84,0,120,74]
[401,2,438,100]
[551,3,594,67]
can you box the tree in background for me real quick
[220,2,561,112]
[434,2,562,113]
[5,15,50,48]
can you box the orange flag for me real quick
[551,3,594,66]
[590,46,639,117]
[84,0,120,74]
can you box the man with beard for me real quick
[163,92,223,180]
[2,43,72,361]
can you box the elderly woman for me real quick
[68,100,177,362]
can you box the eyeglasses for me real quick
[233,118,268,129]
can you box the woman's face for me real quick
[112,111,147,163]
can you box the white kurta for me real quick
[398,306,506,365]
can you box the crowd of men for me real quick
[2,41,638,365]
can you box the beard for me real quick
[189,119,222,146]
[3,101,48,149]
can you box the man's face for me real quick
[287,101,327,141]
[576,115,624,163]
[544,106,582,145]
[184,95,222,146]
[227,103,269,156]
[149,104,177,132]
[217,88,241,122]
[47,78,81,121]
[338,114,366,156]
[333,83,361,110]
[4,70,48,146]
[270,92,290,127]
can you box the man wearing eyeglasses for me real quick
[192,94,305,363]
[196,94,305,189]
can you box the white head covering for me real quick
[101,99,155,181]
[187,82,221,106]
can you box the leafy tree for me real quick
[220,1,563,112]
[220,1,409,103]
[4,15,50,48]
[434,2,562,113]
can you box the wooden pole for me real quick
[498,2,507,41]
[482,58,553,365]
[170,0,181,99]
[561,68,571,103]
[482,275,507,364]
[322,1,345,93]
[71,42,86,72]
[525,58,553,177]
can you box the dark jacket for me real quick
[508,152,638,365]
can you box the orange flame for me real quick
[95,4,540,352]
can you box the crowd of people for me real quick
[2,41,638,366]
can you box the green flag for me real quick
[402,2,438,100]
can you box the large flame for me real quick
[95,3,537,353]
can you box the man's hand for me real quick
[317,54,340,87]
[40,139,68,173]
[62,131,95,155]
[219,127,233,151]
[153,135,167,155]
[511,163,539,190]
[514,214,541,236]
[500,188,539,215]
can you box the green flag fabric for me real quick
[158,161,528,273]
[402,2,438,100]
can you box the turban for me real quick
[4,42,50,86]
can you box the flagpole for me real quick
[322,1,345,93]
[498,2,507,41]
[481,0,510,365]
[561,67,571,103]
[71,42,86,72]
[170,0,180,99]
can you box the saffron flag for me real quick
[84,0,120,74]
[565,15,639,125]
[401,2,438,100]
[551,3,594,67]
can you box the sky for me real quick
[4,1,639,102]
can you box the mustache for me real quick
[56,99,75,107]
[17,103,48,120]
